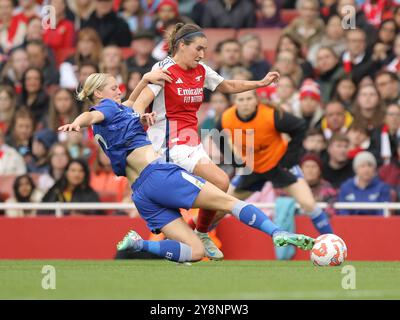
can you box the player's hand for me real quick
[58,123,80,132]
[143,68,173,86]
[140,112,157,126]
[260,71,280,87]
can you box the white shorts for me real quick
[166,143,210,173]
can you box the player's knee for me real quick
[213,173,230,192]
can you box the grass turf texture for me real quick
[0,260,399,299]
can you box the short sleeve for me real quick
[147,61,164,96]
[89,99,119,123]
[202,63,224,91]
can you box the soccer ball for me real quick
[310,234,347,266]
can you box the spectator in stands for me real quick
[59,28,103,90]
[66,0,95,30]
[314,46,346,104]
[0,85,16,134]
[17,67,49,127]
[0,48,30,94]
[302,128,326,156]
[300,153,337,216]
[90,147,130,203]
[26,128,58,174]
[25,40,59,87]
[360,0,390,28]
[118,0,153,34]
[5,108,34,161]
[0,128,27,176]
[5,174,44,217]
[369,103,400,166]
[320,101,353,140]
[308,15,347,67]
[384,33,400,74]
[24,17,43,43]
[342,28,378,84]
[379,138,400,206]
[347,122,370,160]
[257,75,299,112]
[336,0,377,47]
[283,0,325,50]
[293,79,324,130]
[256,0,286,28]
[322,133,354,189]
[352,84,385,132]
[41,159,102,215]
[37,143,71,193]
[82,0,132,47]
[65,130,92,160]
[47,89,79,137]
[374,22,395,63]
[338,151,391,215]
[14,0,41,24]
[374,71,400,106]
[276,34,314,80]
[43,0,75,52]
[214,39,242,80]
[126,30,158,75]
[230,66,252,81]
[152,0,192,38]
[238,33,271,81]
[200,91,230,131]
[273,50,305,87]
[99,45,128,98]
[151,18,180,61]
[331,74,357,110]
[201,0,256,29]
[0,0,27,53]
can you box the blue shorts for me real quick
[132,159,206,234]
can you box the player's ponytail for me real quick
[76,73,112,105]
[167,23,205,56]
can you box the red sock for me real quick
[196,209,216,233]
[187,217,196,230]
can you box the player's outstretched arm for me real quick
[122,69,172,108]
[58,111,105,132]
[216,71,280,94]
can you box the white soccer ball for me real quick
[310,234,347,266]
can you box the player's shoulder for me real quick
[153,56,175,70]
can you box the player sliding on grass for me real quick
[59,72,315,263]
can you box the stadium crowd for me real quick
[0,0,399,218]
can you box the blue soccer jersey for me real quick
[89,99,152,176]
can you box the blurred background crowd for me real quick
[0,0,400,217]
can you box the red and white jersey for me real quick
[147,57,224,150]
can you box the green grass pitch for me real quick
[0,260,399,299]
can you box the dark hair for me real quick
[21,67,44,97]
[167,23,205,56]
[215,38,240,54]
[331,74,356,101]
[10,107,36,137]
[13,174,35,202]
[374,69,399,82]
[55,159,91,192]
[305,127,324,138]
[276,34,303,59]
[328,133,350,147]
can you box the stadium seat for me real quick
[237,28,282,51]
[281,9,299,25]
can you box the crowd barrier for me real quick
[0,203,399,261]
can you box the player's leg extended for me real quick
[285,178,333,234]
[191,157,229,260]
[117,217,204,263]
[193,181,314,250]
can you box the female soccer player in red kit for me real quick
[133,23,280,260]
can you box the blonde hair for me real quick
[77,73,112,104]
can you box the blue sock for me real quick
[310,207,333,234]
[142,240,192,262]
[232,201,281,236]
